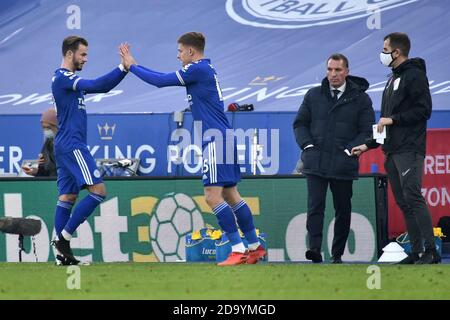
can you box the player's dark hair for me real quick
[62,36,88,56]
[327,53,349,69]
[177,32,205,53]
[384,32,410,57]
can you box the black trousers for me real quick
[385,152,435,253]
[306,174,353,258]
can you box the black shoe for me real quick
[55,254,73,266]
[51,240,75,266]
[415,249,441,264]
[331,256,342,264]
[51,240,68,266]
[305,249,323,263]
[55,238,79,265]
[396,253,420,264]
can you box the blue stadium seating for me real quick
[0,0,449,114]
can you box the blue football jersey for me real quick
[130,59,231,136]
[129,59,241,183]
[176,59,231,135]
[51,67,126,154]
[52,68,88,154]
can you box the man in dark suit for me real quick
[293,53,374,263]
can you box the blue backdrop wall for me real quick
[1,111,448,176]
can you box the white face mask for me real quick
[43,129,55,140]
[380,51,395,67]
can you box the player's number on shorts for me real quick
[214,74,224,101]
[202,158,209,174]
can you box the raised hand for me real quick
[119,42,137,70]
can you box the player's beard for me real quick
[73,57,84,71]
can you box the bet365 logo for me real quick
[149,193,204,262]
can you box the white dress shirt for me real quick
[330,82,346,100]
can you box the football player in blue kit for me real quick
[51,36,128,264]
[120,32,266,265]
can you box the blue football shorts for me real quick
[55,147,103,195]
[202,138,241,188]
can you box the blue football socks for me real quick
[213,201,244,251]
[62,193,105,239]
[232,199,259,247]
[54,200,74,239]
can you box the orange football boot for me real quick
[246,245,266,264]
[217,252,248,266]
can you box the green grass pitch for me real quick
[0,263,449,300]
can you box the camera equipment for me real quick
[0,217,41,262]
[227,103,254,112]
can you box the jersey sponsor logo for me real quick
[226,0,419,29]
[78,97,86,110]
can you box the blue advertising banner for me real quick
[1,111,448,177]
[0,112,296,176]
[0,111,449,176]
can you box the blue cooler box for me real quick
[185,228,220,262]
[216,232,267,263]
[396,229,443,255]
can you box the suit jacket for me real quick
[293,76,375,180]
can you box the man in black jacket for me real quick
[293,54,374,263]
[352,33,440,264]
[22,108,57,177]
